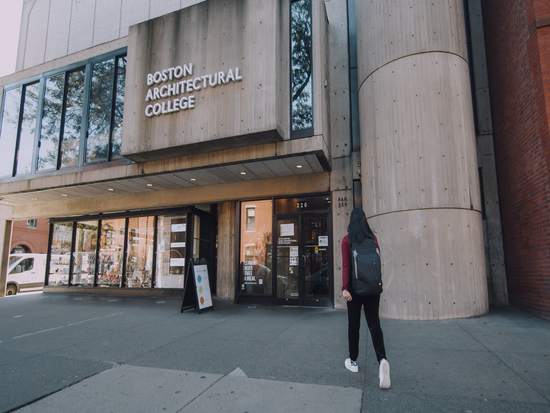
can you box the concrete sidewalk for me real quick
[0,293,549,412]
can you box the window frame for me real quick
[0,48,127,181]
[290,0,314,139]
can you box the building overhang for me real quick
[0,135,330,219]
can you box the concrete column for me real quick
[356,0,489,319]
[0,209,13,297]
[216,202,237,301]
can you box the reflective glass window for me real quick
[38,74,65,171]
[97,218,125,287]
[112,56,126,159]
[48,222,73,286]
[72,220,98,286]
[87,59,115,163]
[239,200,273,295]
[291,0,313,135]
[126,216,154,288]
[156,215,187,288]
[16,83,40,175]
[0,87,22,177]
[60,68,85,168]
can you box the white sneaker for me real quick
[379,359,390,389]
[345,358,358,373]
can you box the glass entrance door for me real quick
[275,214,331,306]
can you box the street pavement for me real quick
[0,292,549,412]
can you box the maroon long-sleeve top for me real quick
[341,234,380,292]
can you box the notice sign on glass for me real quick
[194,265,212,309]
[171,223,186,232]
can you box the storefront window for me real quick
[97,218,125,287]
[0,87,22,177]
[0,50,127,177]
[239,200,273,295]
[38,74,65,171]
[60,68,85,168]
[72,221,98,286]
[126,216,154,288]
[16,83,40,175]
[48,222,73,286]
[156,215,187,288]
[290,0,313,137]
[87,59,115,163]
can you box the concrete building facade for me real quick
[0,0,522,320]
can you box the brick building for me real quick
[481,0,550,320]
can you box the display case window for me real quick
[97,218,125,288]
[239,200,273,295]
[126,216,154,288]
[72,220,98,286]
[155,214,187,289]
[47,222,73,286]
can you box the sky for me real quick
[0,0,24,77]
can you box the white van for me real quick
[5,254,48,296]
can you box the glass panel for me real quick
[155,215,187,288]
[126,216,154,288]
[274,195,331,214]
[111,56,126,159]
[276,218,299,299]
[16,83,40,175]
[48,222,73,286]
[72,220,98,286]
[61,68,85,168]
[239,200,273,295]
[97,218,125,287]
[291,0,313,132]
[304,217,329,300]
[0,87,22,177]
[86,58,115,163]
[38,74,64,171]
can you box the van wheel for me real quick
[6,284,17,296]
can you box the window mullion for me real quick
[31,78,46,175]
[79,63,93,167]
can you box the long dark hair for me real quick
[347,208,375,244]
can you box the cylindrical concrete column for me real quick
[356,0,489,319]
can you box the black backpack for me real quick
[351,237,383,296]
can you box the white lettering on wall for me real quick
[144,63,243,118]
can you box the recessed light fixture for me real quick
[61,194,67,197]
[32,197,37,201]
[191,178,197,181]
[147,183,153,187]
[108,188,114,191]
[240,171,247,175]
[296,165,303,169]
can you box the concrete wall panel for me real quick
[332,188,354,309]
[22,0,50,69]
[93,0,122,46]
[217,201,236,300]
[356,0,468,82]
[150,0,181,19]
[371,209,489,320]
[120,0,150,38]
[44,0,72,62]
[360,53,480,216]
[67,0,96,55]
[123,0,285,161]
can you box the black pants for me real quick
[347,293,387,363]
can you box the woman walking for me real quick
[342,208,390,389]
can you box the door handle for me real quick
[301,255,306,268]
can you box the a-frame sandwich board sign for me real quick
[180,258,213,314]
